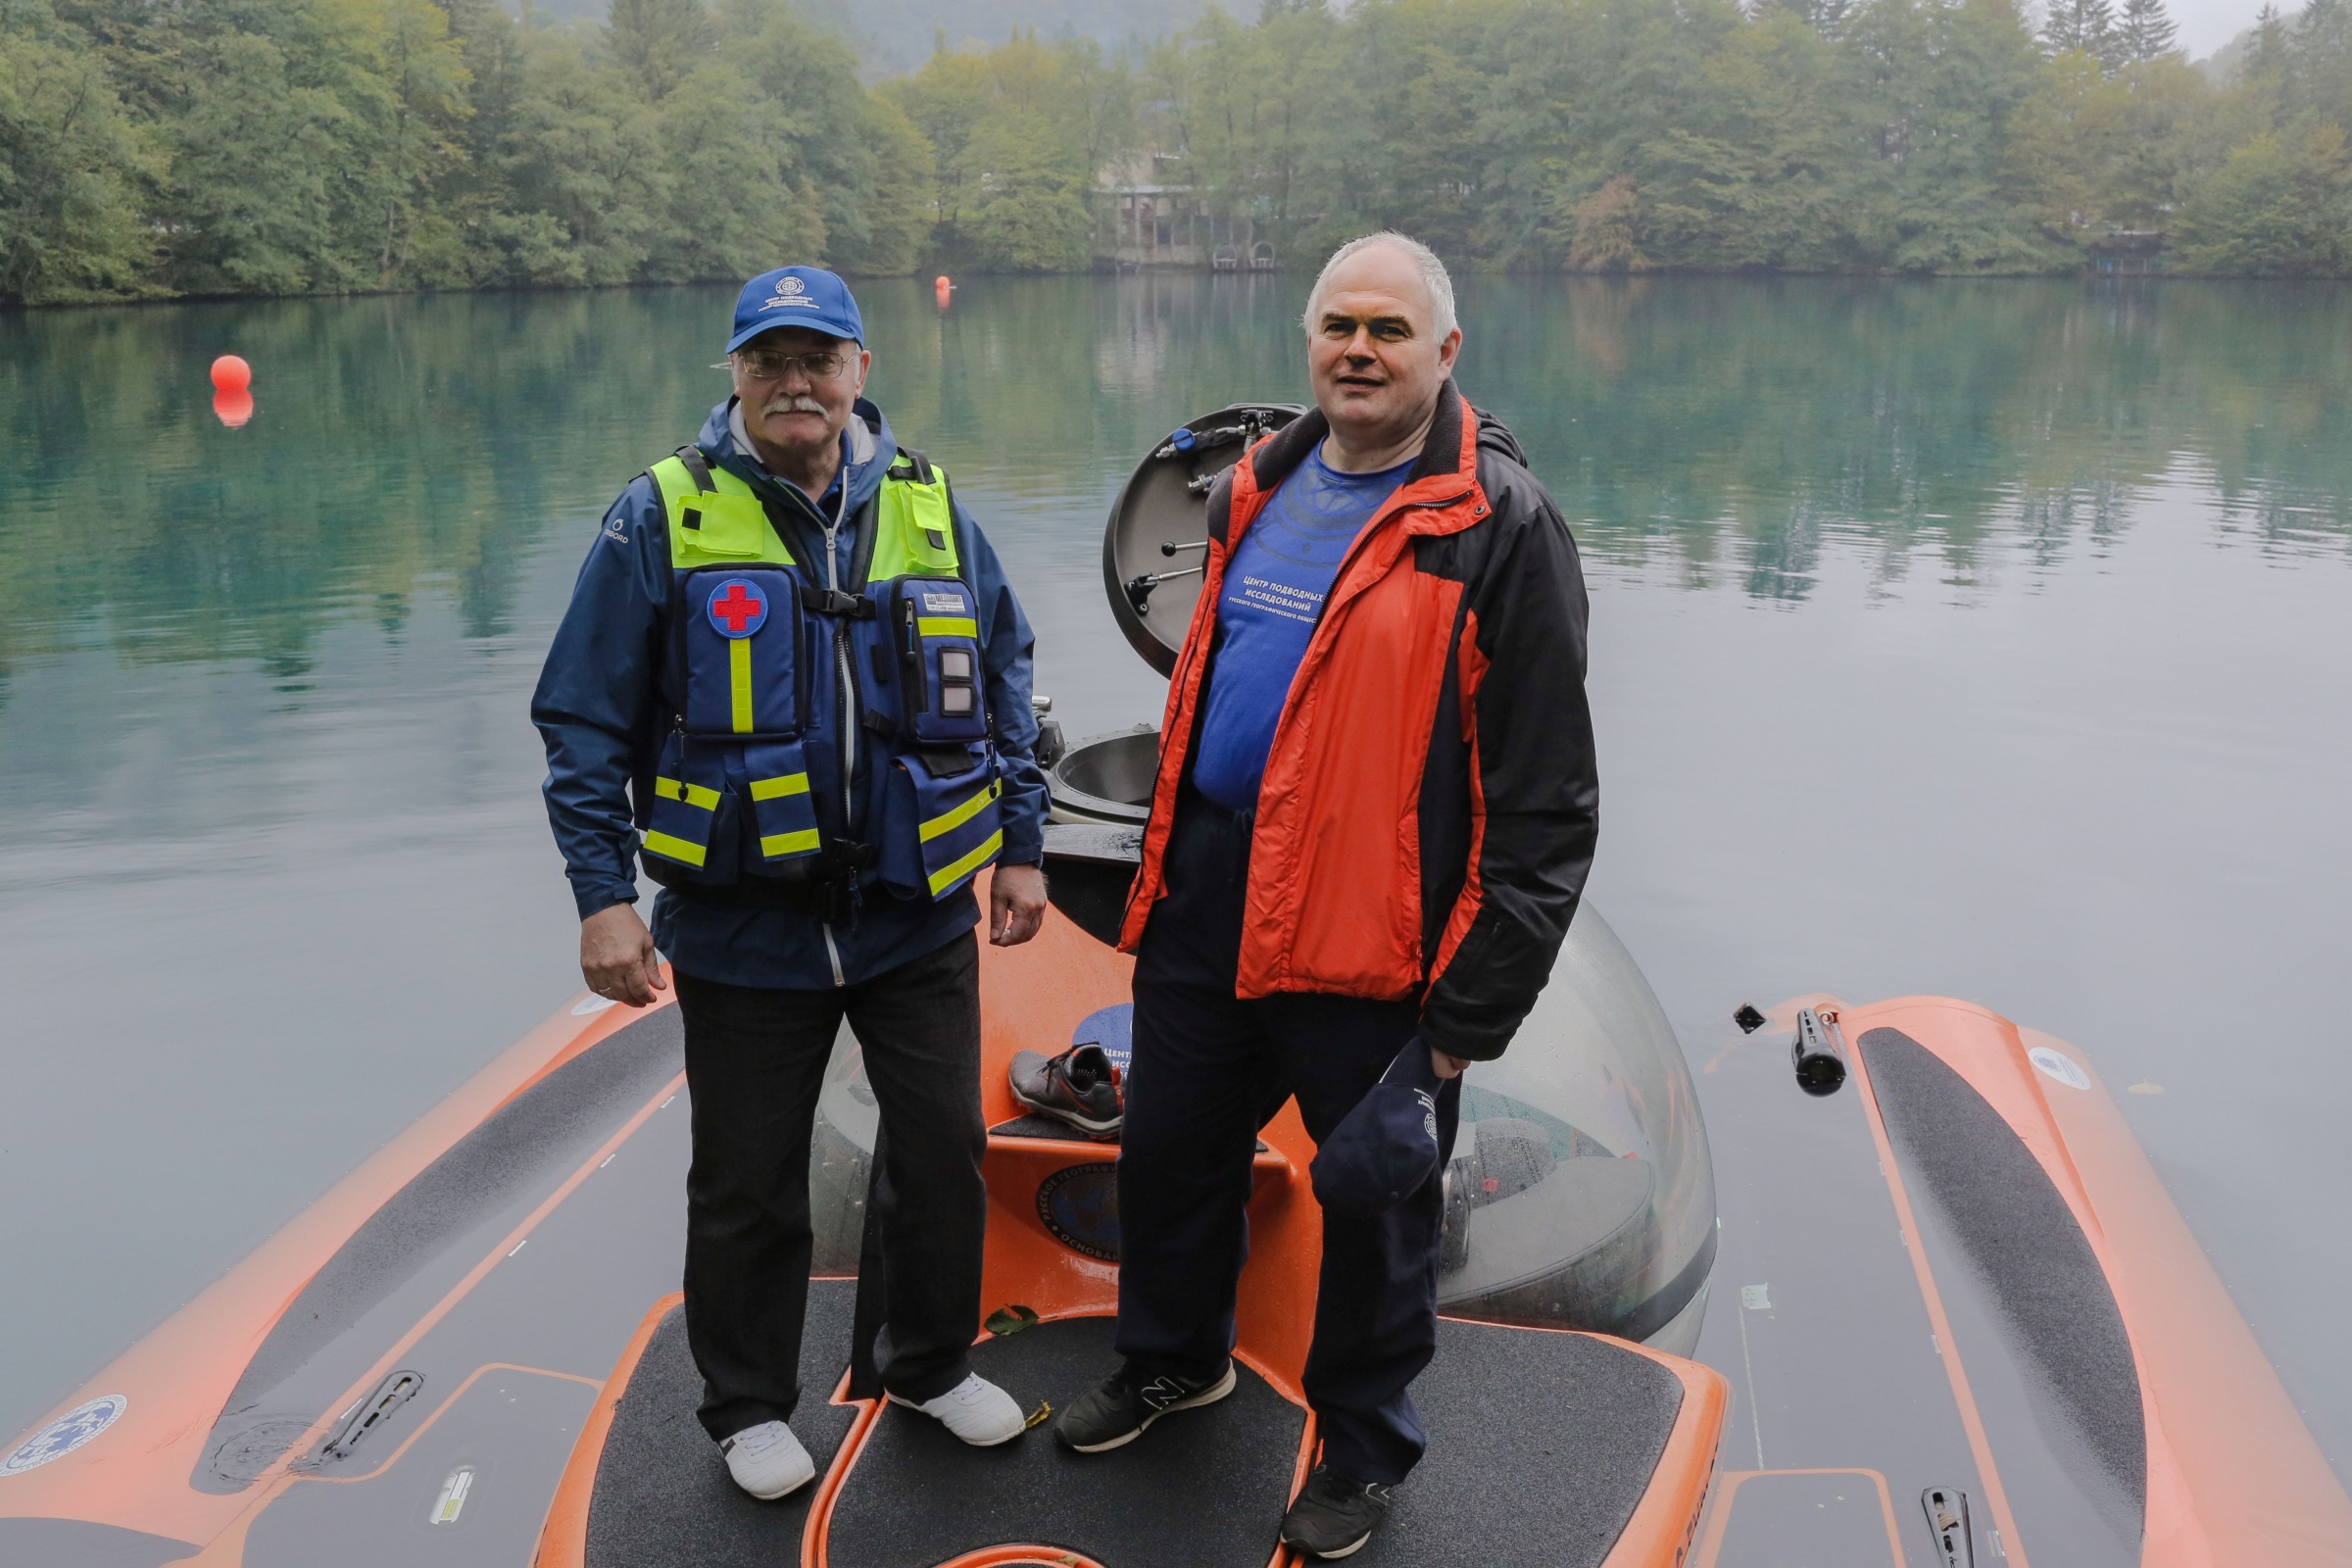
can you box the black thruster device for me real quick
[1791,1006,1847,1097]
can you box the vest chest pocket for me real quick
[672,489,774,563]
[888,577,988,745]
[878,747,1004,901]
[680,567,803,737]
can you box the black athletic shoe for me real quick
[1280,1464,1393,1560]
[1052,1359,1236,1452]
[1009,1045,1123,1138]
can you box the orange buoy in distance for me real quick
[934,274,953,309]
[210,356,254,427]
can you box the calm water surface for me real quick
[4,275,2349,1474]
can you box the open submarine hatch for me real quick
[6,405,2346,1568]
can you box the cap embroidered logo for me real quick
[761,272,820,313]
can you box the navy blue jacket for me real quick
[532,397,1048,989]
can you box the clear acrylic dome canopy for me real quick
[1436,907,1716,1351]
[806,904,1716,1353]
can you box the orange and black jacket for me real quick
[1118,381,1598,1063]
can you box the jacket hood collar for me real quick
[696,396,898,513]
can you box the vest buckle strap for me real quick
[799,585,874,617]
[808,840,879,882]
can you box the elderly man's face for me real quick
[731,325,871,462]
[1306,244,1461,451]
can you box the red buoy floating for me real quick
[210,355,251,393]
[214,389,254,428]
[934,274,953,310]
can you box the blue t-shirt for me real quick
[1192,448,1415,813]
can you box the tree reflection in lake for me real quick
[4,274,2346,699]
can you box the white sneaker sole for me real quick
[1063,1362,1238,1453]
[734,1466,815,1501]
[886,1392,1027,1447]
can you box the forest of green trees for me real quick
[9,0,2352,304]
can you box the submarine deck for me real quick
[577,1302,1689,1568]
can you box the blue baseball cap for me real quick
[1309,1041,1457,1217]
[726,266,864,354]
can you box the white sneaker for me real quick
[720,1419,814,1499]
[888,1373,1027,1446]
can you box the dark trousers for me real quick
[674,931,987,1441]
[1115,793,1460,1486]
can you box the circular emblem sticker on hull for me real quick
[3,1396,127,1476]
[1037,1162,1121,1261]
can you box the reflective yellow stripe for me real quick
[656,776,720,810]
[760,828,822,858]
[916,616,978,639]
[642,830,709,867]
[729,638,753,734]
[918,777,1001,843]
[927,829,1004,896]
[749,772,809,801]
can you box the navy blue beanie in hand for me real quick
[1311,1039,1456,1217]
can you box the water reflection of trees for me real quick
[1468,276,2352,599]
[0,287,732,697]
[2,274,2346,703]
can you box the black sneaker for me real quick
[1052,1359,1236,1452]
[1280,1464,1393,1559]
[1009,1045,1123,1138]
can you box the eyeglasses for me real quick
[727,347,853,381]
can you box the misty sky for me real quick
[2140,0,2269,56]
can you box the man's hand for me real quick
[1430,1046,1473,1080]
[581,903,666,1007]
[990,862,1049,947]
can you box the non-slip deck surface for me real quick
[1862,1027,2147,1548]
[824,1315,1305,1568]
[585,1280,858,1568]
[1354,1318,1685,1567]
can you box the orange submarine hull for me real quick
[1,887,2342,1567]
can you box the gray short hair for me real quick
[1300,232,1457,339]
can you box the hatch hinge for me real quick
[321,1369,423,1462]
[1922,1486,1976,1568]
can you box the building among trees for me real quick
[1095,151,1271,269]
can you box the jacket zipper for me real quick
[821,476,853,988]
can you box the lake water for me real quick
[3,274,2348,1479]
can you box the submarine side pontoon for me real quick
[5,406,2346,1568]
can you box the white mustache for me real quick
[762,396,829,417]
